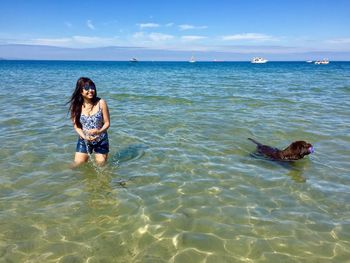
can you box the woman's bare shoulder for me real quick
[99,98,109,109]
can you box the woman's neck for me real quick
[83,98,93,105]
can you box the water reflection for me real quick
[76,143,148,190]
[249,152,311,182]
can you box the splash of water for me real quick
[82,135,106,175]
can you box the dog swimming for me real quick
[248,138,314,161]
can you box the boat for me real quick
[189,55,196,63]
[314,59,329,65]
[129,58,138,62]
[251,57,268,63]
[306,60,313,63]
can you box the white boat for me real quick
[314,59,329,65]
[306,60,313,63]
[189,55,196,63]
[129,58,138,62]
[251,57,268,63]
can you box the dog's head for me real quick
[286,141,314,159]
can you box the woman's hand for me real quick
[83,129,100,141]
[86,129,100,136]
[85,134,98,142]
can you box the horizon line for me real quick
[1,58,348,62]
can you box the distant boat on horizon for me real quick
[251,57,268,64]
[314,59,329,65]
[129,58,138,62]
[189,55,196,63]
[306,60,313,63]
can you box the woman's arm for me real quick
[73,122,86,139]
[99,99,110,133]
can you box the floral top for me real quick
[80,101,107,142]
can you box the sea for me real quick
[0,60,350,262]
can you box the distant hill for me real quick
[0,44,350,61]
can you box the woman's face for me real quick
[81,83,96,100]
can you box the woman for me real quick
[68,77,110,167]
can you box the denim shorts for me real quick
[76,134,109,154]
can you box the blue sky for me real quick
[1,0,350,60]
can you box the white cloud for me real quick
[133,32,145,39]
[222,33,277,42]
[179,24,208,31]
[181,35,207,41]
[27,36,119,47]
[137,22,174,29]
[72,36,112,44]
[87,20,95,30]
[179,24,194,30]
[327,38,350,44]
[149,33,174,41]
[32,37,72,45]
[138,23,160,29]
[133,32,174,42]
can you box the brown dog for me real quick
[248,138,314,161]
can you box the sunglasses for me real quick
[83,84,96,91]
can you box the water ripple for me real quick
[1,61,350,262]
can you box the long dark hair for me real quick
[67,77,99,128]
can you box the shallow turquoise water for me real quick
[0,61,350,262]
